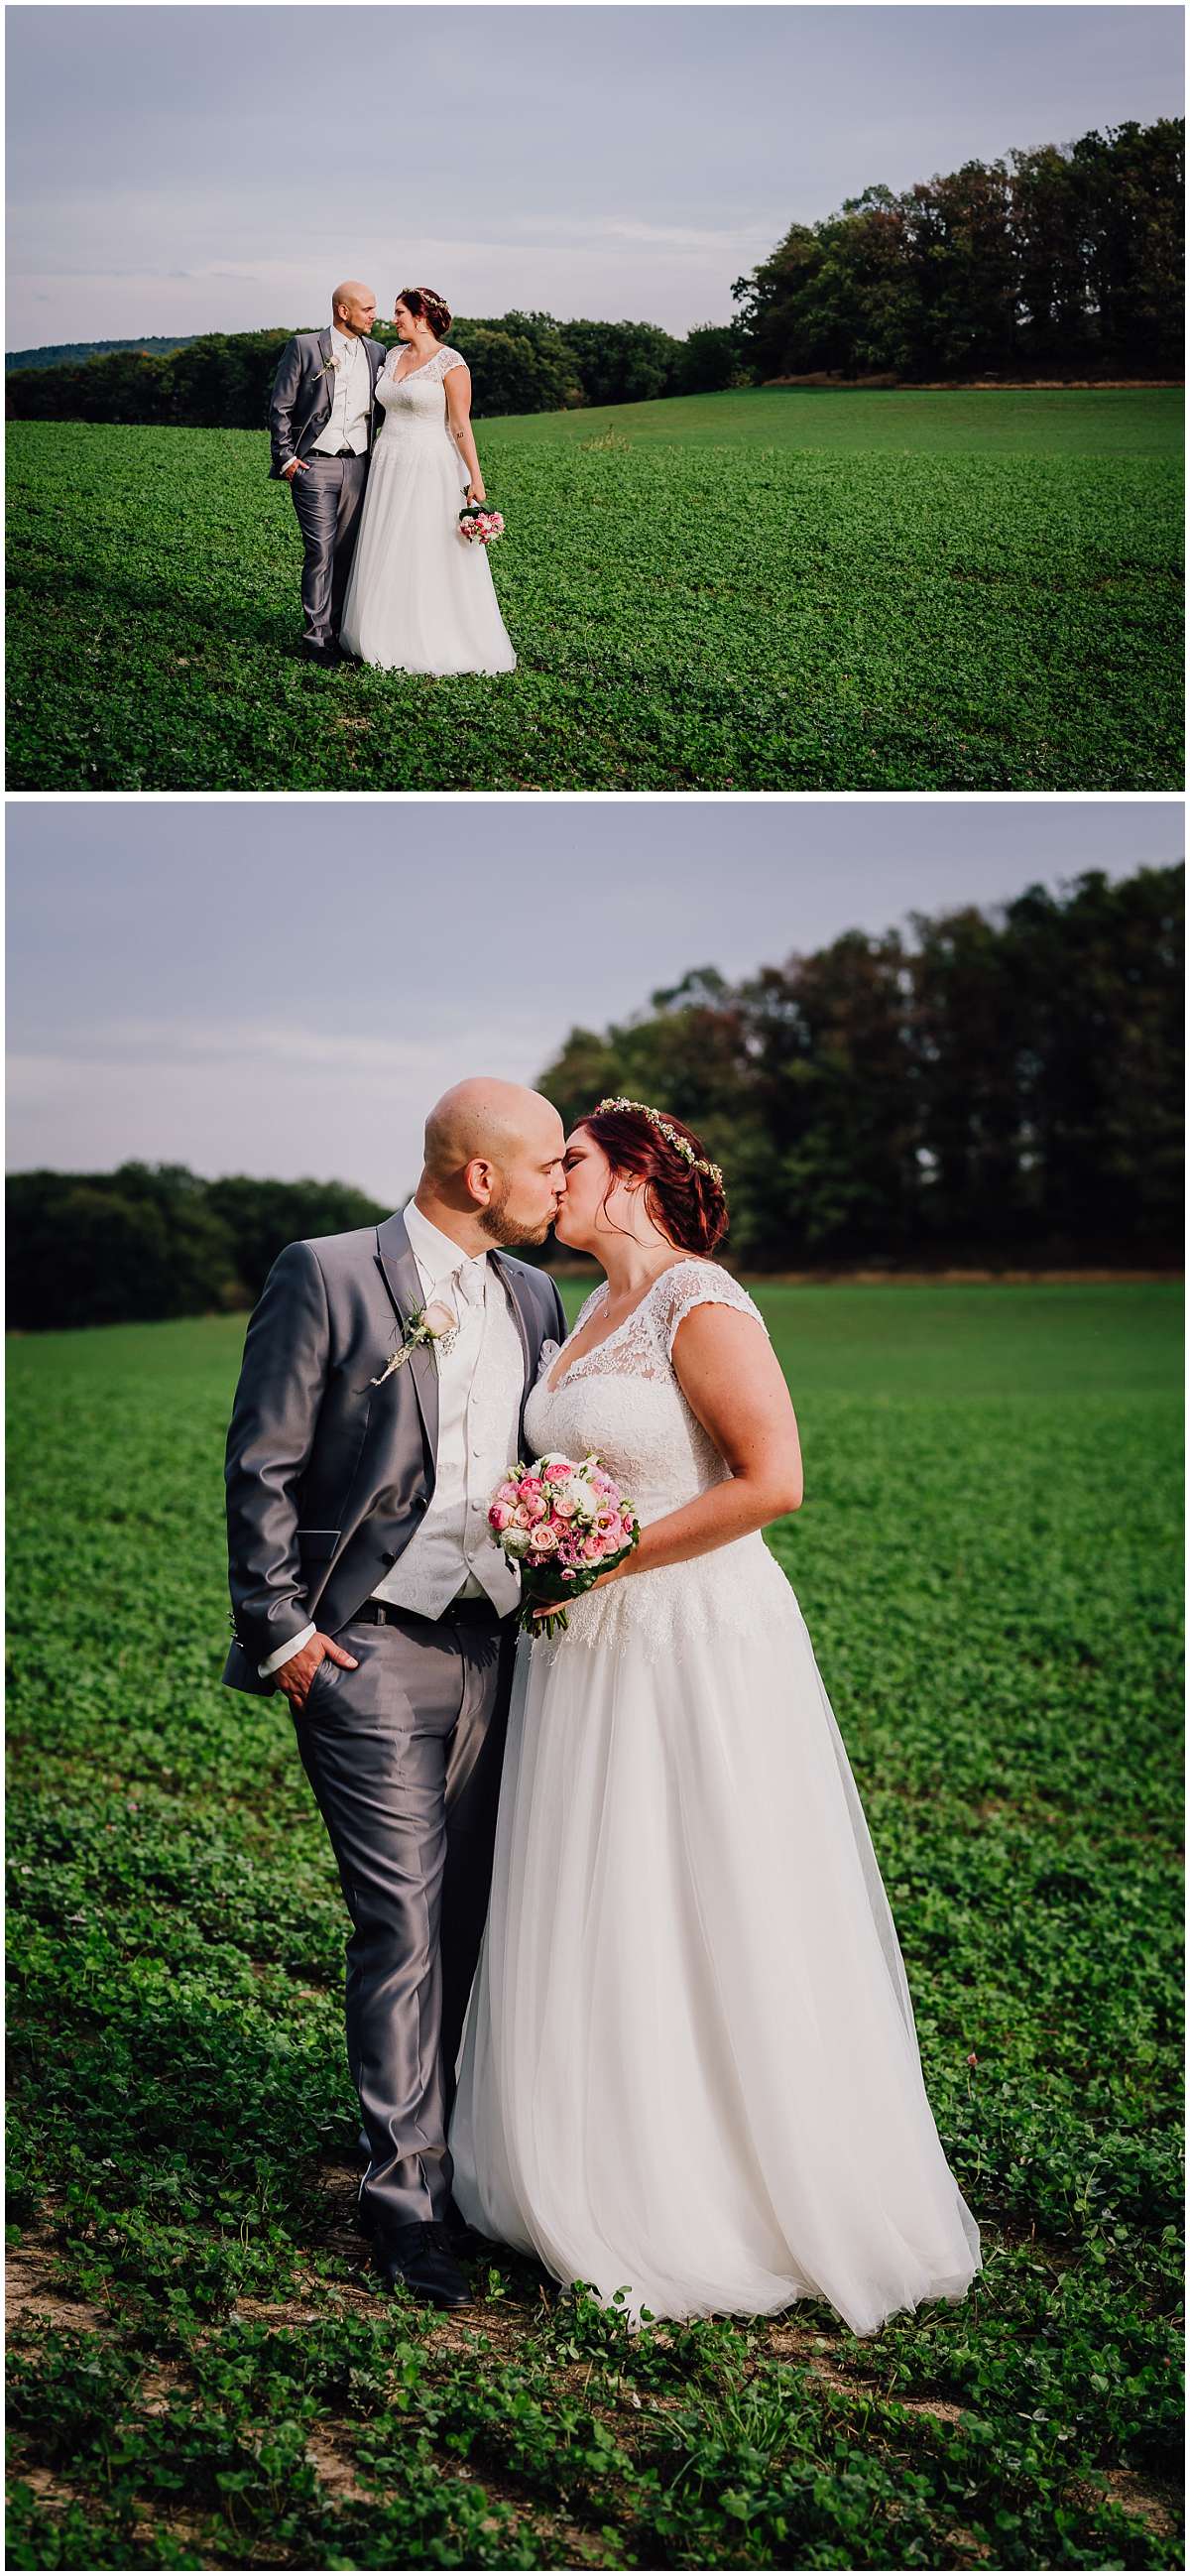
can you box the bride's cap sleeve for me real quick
[440,346,467,377]
[654,1261,770,1358]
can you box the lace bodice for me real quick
[521,1260,800,1660]
[375,344,466,431]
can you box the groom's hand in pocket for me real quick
[282,457,309,481]
[277,1631,359,1710]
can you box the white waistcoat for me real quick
[371,1205,524,1620]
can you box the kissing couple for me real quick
[269,281,515,675]
[223,1080,981,2334]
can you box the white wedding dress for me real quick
[338,345,516,675]
[449,1261,982,2338]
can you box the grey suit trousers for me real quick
[288,451,369,645]
[291,1599,516,2233]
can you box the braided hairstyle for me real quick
[579,1104,729,1256]
[398,285,452,339]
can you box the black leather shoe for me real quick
[372,2219,474,2308]
[443,2196,495,2258]
[300,636,341,666]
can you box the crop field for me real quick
[6,1282,1183,2570]
[6,388,1182,792]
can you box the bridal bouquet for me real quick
[488,1455,640,1639]
[458,501,506,547]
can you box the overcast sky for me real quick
[7,799,1178,1201]
[6,5,1183,346]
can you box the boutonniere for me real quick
[370,1300,458,1388]
[319,351,342,378]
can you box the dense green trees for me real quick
[5,335,199,370]
[538,866,1184,1267]
[5,310,743,431]
[7,868,1180,1328]
[8,118,1178,430]
[732,119,1184,381]
[5,1166,387,1333]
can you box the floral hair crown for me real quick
[594,1097,724,1187]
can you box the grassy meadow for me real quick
[6,1281,1183,2569]
[6,386,1182,792]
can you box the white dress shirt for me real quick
[310,325,371,455]
[259,1202,524,1674]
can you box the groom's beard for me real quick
[476,1182,558,1250]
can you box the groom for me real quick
[268,281,390,665]
[223,1079,568,2306]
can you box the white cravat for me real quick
[310,325,370,456]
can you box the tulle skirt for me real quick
[339,427,516,676]
[449,1568,982,2336]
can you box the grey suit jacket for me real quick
[268,328,390,479]
[222,1210,567,1694]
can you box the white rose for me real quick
[502,1527,533,1558]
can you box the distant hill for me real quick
[6,337,196,372]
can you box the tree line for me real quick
[4,312,745,431]
[5,1171,388,1334]
[8,117,1180,432]
[536,865,1183,1267]
[6,866,1180,1331]
[5,335,201,372]
[732,119,1183,382]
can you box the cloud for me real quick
[17,1011,550,1075]
[8,1041,524,1199]
[506,214,783,253]
[6,1013,555,1196]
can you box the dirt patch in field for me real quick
[1101,2465,1180,2541]
[895,2393,966,2424]
[300,2422,373,2505]
[6,2229,108,2336]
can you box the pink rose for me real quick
[513,1506,531,1529]
[526,1494,548,1523]
[583,1533,606,1560]
[529,1525,559,1554]
[490,1504,513,1532]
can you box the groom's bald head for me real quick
[422,1078,562,1181]
[331,281,377,334]
[417,1079,566,1248]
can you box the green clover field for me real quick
[6,388,1182,792]
[6,1280,1183,2569]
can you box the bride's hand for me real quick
[531,1563,626,1621]
[466,481,487,506]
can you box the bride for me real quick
[339,287,516,676]
[449,1099,982,2338]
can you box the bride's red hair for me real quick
[579,1105,729,1255]
[398,286,452,338]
